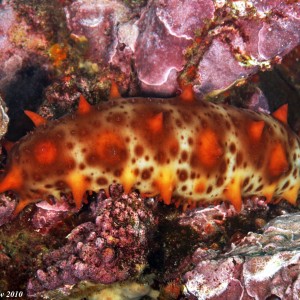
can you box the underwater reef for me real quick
[1,0,300,299]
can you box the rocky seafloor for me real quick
[1,0,300,299]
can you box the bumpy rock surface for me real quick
[27,186,157,298]
[1,0,299,98]
[183,212,300,300]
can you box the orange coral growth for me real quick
[49,43,68,67]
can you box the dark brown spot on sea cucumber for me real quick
[142,169,151,180]
[155,150,166,163]
[236,152,243,167]
[181,151,188,162]
[245,184,253,193]
[169,140,179,156]
[242,177,250,187]
[255,184,263,192]
[179,170,188,181]
[176,119,183,128]
[97,177,108,185]
[219,161,227,173]
[114,169,122,177]
[207,186,213,193]
[216,177,224,187]
[66,142,74,149]
[282,181,290,190]
[55,180,66,189]
[229,143,236,153]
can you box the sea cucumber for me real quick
[1,86,299,215]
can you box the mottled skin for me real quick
[1,96,300,214]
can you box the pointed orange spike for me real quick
[248,120,265,142]
[180,84,195,102]
[13,199,33,217]
[155,168,175,205]
[0,166,23,194]
[66,172,88,209]
[121,167,136,194]
[272,104,288,124]
[268,143,289,177]
[282,182,300,206]
[147,112,163,133]
[78,95,91,114]
[262,183,276,203]
[109,81,121,99]
[24,110,46,127]
[224,178,242,212]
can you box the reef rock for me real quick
[65,0,130,65]
[135,0,215,95]
[128,0,300,96]
[183,212,300,300]
[27,186,157,299]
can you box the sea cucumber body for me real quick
[3,97,300,211]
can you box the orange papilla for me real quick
[197,129,223,167]
[0,165,23,194]
[34,140,58,165]
[180,84,195,102]
[109,81,121,99]
[224,178,242,212]
[248,120,265,142]
[268,143,289,177]
[24,110,46,127]
[147,112,163,133]
[97,132,126,165]
[272,104,288,125]
[78,95,91,114]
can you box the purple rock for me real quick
[184,257,244,300]
[195,38,257,96]
[183,212,300,299]
[135,0,214,95]
[0,194,16,226]
[65,0,130,64]
[27,186,156,298]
